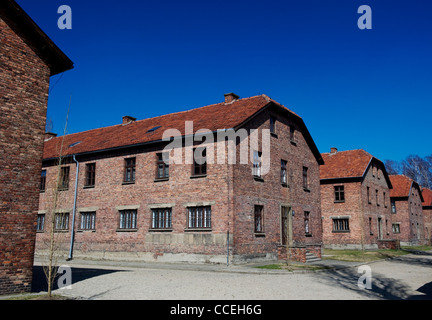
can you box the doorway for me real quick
[281,206,292,246]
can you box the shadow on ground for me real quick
[31,266,125,293]
[315,254,432,300]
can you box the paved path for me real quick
[32,252,432,300]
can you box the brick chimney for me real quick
[224,93,239,103]
[45,132,57,141]
[330,147,338,154]
[122,116,136,125]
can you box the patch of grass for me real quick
[323,248,409,262]
[401,245,432,252]
[255,263,329,272]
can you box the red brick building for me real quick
[389,175,426,245]
[320,149,394,249]
[421,188,432,245]
[0,0,73,295]
[36,93,324,264]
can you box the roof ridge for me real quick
[51,95,267,140]
[321,148,368,155]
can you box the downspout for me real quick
[67,154,79,261]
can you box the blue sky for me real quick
[16,0,432,162]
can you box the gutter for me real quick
[67,154,79,261]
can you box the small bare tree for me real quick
[43,97,71,297]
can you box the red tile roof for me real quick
[389,175,413,198]
[320,149,373,179]
[43,94,322,163]
[421,188,432,207]
[389,175,424,201]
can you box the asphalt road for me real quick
[32,252,432,300]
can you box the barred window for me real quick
[37,214,45,232]
[281,160,287,184]
[254,205,264,233]
[392,223,400,234]
[55,213,69,231]
[119,210,137,229]
[304,211,310,235]
[332,218,349,232]
[188,206,211,229]
[253,150,262,177]
[151,208,172,229]
[80,212,96,230]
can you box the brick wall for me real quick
[36,105,323,264]
[391,187,425,245]
[37,141,234,264]
[0,17,50,295]
[232,107,323,262]
[321,161,393,249]
[423,207,432,245]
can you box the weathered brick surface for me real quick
[0,17,50,295]
[36,103,323,263]
[391,187,425,245]
[320,160,393,249]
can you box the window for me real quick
[37,214,45,232]
[281,206,289,245]
[369,217,373,234]
[304,211,311,235]
[59,166,70,190]
[192,147,207,176]
[391,200,396,213]
[188,206,211,229]
[383,192,387,208]
[333,218,349,232]
[85,163,96,187]
[270,116,276,135]
[124,157,136,183]
[254,205,264,234]
[40,170,47,192]
[376,189,379,206]
[156,152,169,179]
[392,223,400,234]
[334,185,345,202]
[302,166,308,190]
[119,210,137,229]
[55,213,69,231]
[80,212,96,230]
[290,126,295,143]
[281,160,287,185]
[151,208,172,230]
[253,150,262,178]
[367,187,371,204]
